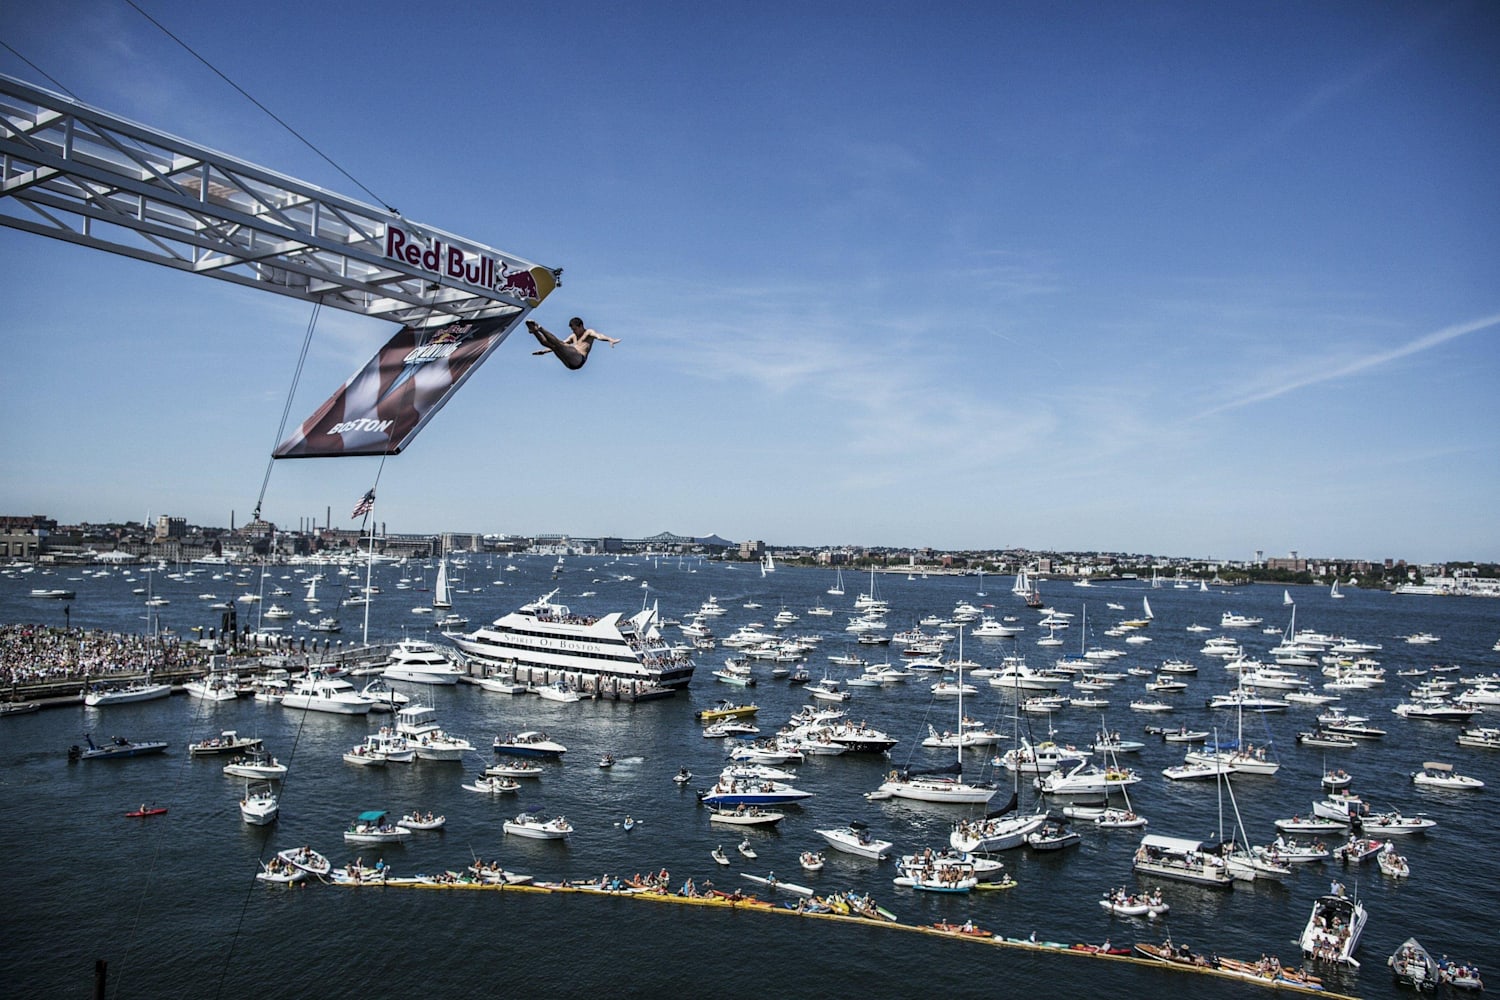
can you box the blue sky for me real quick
[2,1,1497,562]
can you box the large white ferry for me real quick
[444,590,694,701]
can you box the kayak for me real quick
[125,806,168,817]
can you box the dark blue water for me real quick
[3,558,1496,998]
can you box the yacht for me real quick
[281,673,374,715]
[381,638,464,685]
[445,590,695,699]
[393,704,472,761]
[83,677,172,706]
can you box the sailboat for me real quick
[432,553,453,611]
[1330,579,1344,600]
[1120,595,1152,629]
[1217,734,1290,881]
[827,568,845,597]
[761,552,776,576]
[874,631,996,805]
[1283,589,1294,606]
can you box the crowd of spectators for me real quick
[1,624,209,687]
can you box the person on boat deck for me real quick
[527,317,619,370]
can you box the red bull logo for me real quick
[384,225,548,304]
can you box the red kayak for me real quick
[125,806,168,818]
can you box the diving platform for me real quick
[0,73,559,326]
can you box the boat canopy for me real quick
[1139,834,1207,854]
[357,810,388,822]
[1421,761,1452,771]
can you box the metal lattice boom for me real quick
[0,73,559,326]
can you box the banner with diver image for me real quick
[273,314,519,458]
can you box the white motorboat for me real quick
[1162,759,1236,781]
[503,808,572,840]
[239,782,279,826]
[491,731,568,758]
[1360,811,1437,836]
[222,749,289,780]
[281,673,373,715]
[1300,884,1366,965]
[462,774,520,794]
[815,822,892,860]
[996,739,1088,775]
[532,680,583,702]
[707,806,785,827]
[1037,759,1141,799]
[486,759,546,779]
[1411,760,1484,789]
[343,810,412,844]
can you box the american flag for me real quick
[351,489,376,518]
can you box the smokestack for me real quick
[326,506,331,531]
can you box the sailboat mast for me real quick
[361,517,375,645]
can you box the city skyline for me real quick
[3,3,1497,562]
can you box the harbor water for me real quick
[3,557,1496,999]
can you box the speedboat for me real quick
[69,734,169,760]
[1300,884,1366,965]
[1025,821,1082,851]
[1389,938,1440,991]
[707,805,784,827]
[343,810,412,844]
[188,730,263,756]
[1361,811,1437,836]
[1333,836,1385,863]
[486,759,546,779]
[815,822,892,860]
[1411,761,1484,790]
[239,783,279,826]
[223,749,288,780]
[698,775,814,807]
[503,809,572,840]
